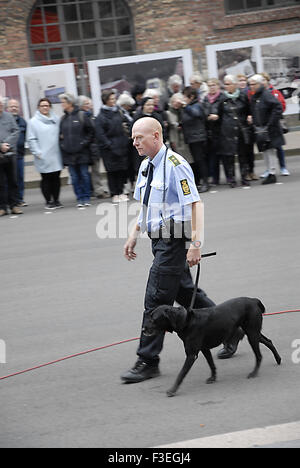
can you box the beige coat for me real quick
[166,107,193,164]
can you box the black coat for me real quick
[250,86,285,150]
[15,115,27,159]
[217,92,250,156]
[202,92,224,140]
[132,109,167,141]
[59,107,95,166]
[95,107,129,172]
[181,99,207,144]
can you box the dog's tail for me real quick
[256,299,265,315]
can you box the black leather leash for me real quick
[190,251,217,310]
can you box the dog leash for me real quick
[190,251,217,310]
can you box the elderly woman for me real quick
[248,74,285,185]
[202,78,224,185]
[166,92,193,164]
[217,75,251,187]
[95,90,129,203]
[27,98,63,209]
[189,73,209,103]
[167,74,183,99]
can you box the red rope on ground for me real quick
[1,309,300,382]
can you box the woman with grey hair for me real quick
[217,74,251,187]
[167,74,183,96]
[166,92,193,164]
[248,74,285,185]
[190,72,208,102]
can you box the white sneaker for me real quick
[112,195,120,203]
[260,170,269,179]
[280,168,290,176]
[119,194,129,202]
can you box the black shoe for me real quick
[121,361,160,383]
[262,174,277,185]
[217,329,245,359]
[55,201,64,209]
[45,202,56,210]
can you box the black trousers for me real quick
[137,237,215,366]
[189,141,209,185]
[0,157,18,210]
[40,171,61,203]
[107,170,127,196]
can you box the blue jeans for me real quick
[69,164,91,203]
[16,157,25,202]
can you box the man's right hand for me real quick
[124,236,137,261]
[0,143,11,153]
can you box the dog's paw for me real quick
[166,389,176,397]
[247,371,257,379]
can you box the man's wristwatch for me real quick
[191,240,202,248]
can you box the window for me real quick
[225,0,300,14]
[28,0,135,67]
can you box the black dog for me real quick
[143,297,281,397]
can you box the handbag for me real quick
[253,101,271,152]
[254,126,270,152]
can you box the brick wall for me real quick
[0,0,299,71]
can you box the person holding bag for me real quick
[0,96,22,217]
[248,74,285,185]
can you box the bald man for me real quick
[121,117,215,383]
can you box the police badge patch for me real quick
[180,179,191,196]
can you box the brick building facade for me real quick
[0,0,299,73]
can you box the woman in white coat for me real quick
[27,98,63,209]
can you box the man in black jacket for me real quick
[6,99,27,206]
[0,96,22,216]
[59,93,95,207]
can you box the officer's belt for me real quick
[147,218,191,241]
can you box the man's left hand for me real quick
[187,246,201,267]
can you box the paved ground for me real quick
[1,155,300,449]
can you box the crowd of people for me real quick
[0,70,292,217]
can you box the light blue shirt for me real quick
[134,144,200,233]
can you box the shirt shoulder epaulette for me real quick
[168,153,182,167]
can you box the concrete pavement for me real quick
[0,155,300,448]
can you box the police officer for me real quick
[121,117,215,384]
